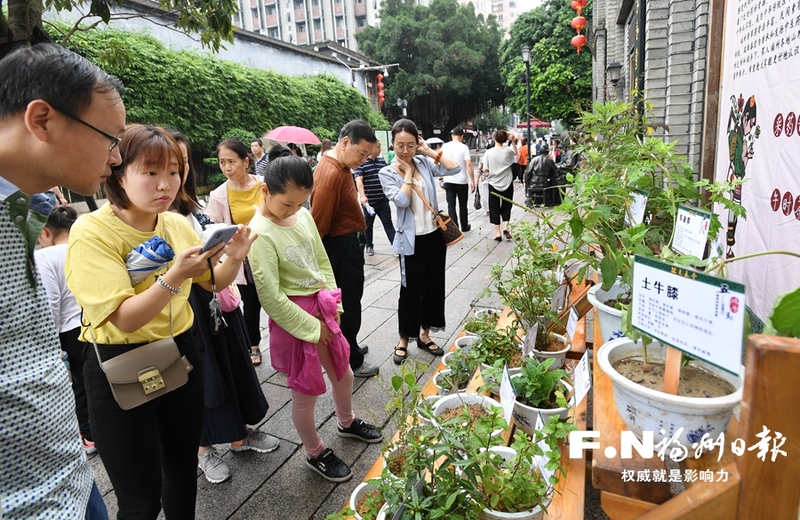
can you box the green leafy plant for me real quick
[439,348,480,393]
[547,99,745,297]
[490,220,561,350]
[463,310,500,336]
[471,326,522,367]
[512,357,571,409]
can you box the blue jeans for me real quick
[363,199,396,248]
[85,482,109,520]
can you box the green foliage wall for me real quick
[57,27,389,158]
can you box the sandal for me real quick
[251,347,262,366]
[416,339,444,356]
[393,345,408,365]
[494,236,503,242]
[503,230,513,240]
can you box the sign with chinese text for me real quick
[573,351,591,406]
[522,323,538,358]
[565,305,579,342]
[671,205,711,258]
[713,0,800,320]
[631,256,745,375]
[499,364,516,425]
[625,191,648,226]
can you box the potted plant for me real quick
[464,309,501,336]
[488,220,569,367]
[470,326,526,393]
[545,100,744,343]
[435,348,480,395]
[510,357,574,437]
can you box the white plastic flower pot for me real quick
[434,369,467,395]
[597,337,744,451]
[586,282,625,344]
[478,447,552,520]
[350,481,378,520]
[433,393,504,436]
[511,379,574,437]
[416,394,441,425]
[479,362,522,395]
[475,307,503,321]
[532,333,571,370]
[455,335,477,351]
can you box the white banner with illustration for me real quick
[714,0,800,320]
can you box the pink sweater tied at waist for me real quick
[268,288,349,395]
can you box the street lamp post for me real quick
[521,45,532,164]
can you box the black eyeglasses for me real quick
[50,104,122,152]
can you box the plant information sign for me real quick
[631,255,746,375]
[671,204,712,258]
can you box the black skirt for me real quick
[189,284,269,446]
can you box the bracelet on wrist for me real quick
[404,178,414,185]
[433,150,443,165]
[155,276,181,295]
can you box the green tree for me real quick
[0,0,236,58]
[500,0,593,125]
[356,0,504,135]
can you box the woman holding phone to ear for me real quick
[66,124,256,519]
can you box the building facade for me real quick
[592,0,711,176]
[233,0,382,50]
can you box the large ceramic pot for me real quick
[532,333,571,370]
[597,337,744,450]
[478,447,552,520]
[586,282,625,344]
[511,379,574,437]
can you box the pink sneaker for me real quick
[82,436,97,455]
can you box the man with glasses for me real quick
[0,43,125,519]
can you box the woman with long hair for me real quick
[66,124,255,518]
[378,119,461,365]
[169,130,278,484]
[205,138,266,365]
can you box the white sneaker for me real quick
[198,447,231,483]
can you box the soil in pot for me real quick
[604,295,632,309]
[438,403,492,423]
[386,446,410,477]
[534,334,567,353]
[613,359,736,397]
[356,490,385,518]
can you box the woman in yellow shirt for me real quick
[205,139,266,365]
[66,125,255,519]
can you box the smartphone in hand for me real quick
[200,225,239,253]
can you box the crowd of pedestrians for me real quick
[0,42,580,519]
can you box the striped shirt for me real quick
[353,156,389,205]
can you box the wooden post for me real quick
[736,334,800,519]
[662,346,682,395]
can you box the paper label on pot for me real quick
[625,191,648,226]
[522,323,539,358]
[566,305,579,341]
[573,351,591,406]
[671,204,711,259]
[499,364,516,425]
[533,413,557,482]
[631,255,745,375]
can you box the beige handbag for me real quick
[88,301,194,410]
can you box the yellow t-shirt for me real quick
[66,204,208,344]
[228,181,263,225]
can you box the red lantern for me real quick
[376,74,386,107]
[571,34,587,54]
[377,73,384,81]
[570,15,587,32]
[377,82,384,90]
[570,0,586,14]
